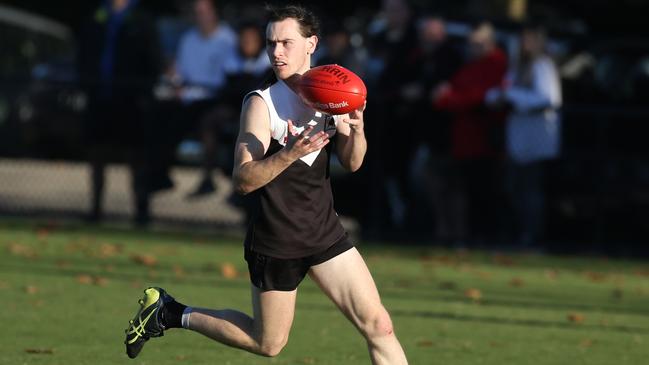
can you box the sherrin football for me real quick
[298,64,367,115]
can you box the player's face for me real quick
[266,18,317,80]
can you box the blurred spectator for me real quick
[486,24,562,249]
[191,22,270,188]
[433,22,508,246]
[316,26,365,76]
[404,16,463,242]
[366,0,420,232]
[402,16,462,107]
[223,23,271,102]
[172,0,237,197]
[77,0,162,225]
[174,0,236,103]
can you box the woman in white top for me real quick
[486,25,562,248]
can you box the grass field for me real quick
[1,220,649,365]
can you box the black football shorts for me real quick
[244,236,354,291]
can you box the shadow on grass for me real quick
[301,303,649,335]
[377,288,649,318]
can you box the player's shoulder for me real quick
[240,93,272,135]
[243,92,265,107]
[242,91,269,118]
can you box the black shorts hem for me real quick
[245,235,354,292]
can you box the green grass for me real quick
[1,219,649,364]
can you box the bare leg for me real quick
[309,248,408,365]
[186,285,296,357]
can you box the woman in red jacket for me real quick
[432,22,508,247]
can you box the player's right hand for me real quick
[285,119,330,161]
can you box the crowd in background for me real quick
[77,0,563,250]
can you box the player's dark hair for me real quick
[265,4,320,38]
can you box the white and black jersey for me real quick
[242,80,346,259]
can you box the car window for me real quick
[0,12,73,81]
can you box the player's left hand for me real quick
[343,101,366,135]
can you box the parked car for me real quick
[0,5,86,159]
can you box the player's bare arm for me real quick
[335,102,367,172]
[232,95,330,194]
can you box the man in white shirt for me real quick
[172,0,237,196]
[175,0,237,102]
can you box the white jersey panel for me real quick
[245,80,337,166]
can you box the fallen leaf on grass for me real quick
[544,269,559,280]
[509,277,525,287]
[419,255,435,263]
[567,313,585,324]
[476,271,492,280]
[435,255,458,266]
[464,288,482,301]
[635,287,649,296]
[97,243,121,258]
[417,340,434,347]
[36,228,50,241]
[579,339,594,348]
[93,276,109,287]
[24,285,39,295]
[488,341,504,348]
[221,263,238,279]
[131,254,158,267]
[7,243,37,258]
[633,269,649,277]
[25,348,54,355]
[65,241,89,254]
[173,265,186,278]
[458,263,474,273]
[492,254,515,267]
[76,274,93,285]
[75,274,108,286]
[584,271,607,283]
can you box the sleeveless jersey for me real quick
[243,80,346,259]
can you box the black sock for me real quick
[162,300,187,329]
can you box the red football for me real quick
[298,64,367,115]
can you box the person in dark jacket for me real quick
[78,0,162,225]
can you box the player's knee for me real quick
[258,336,288,357]
[360,307,394,340]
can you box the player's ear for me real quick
[306,35,318,54]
